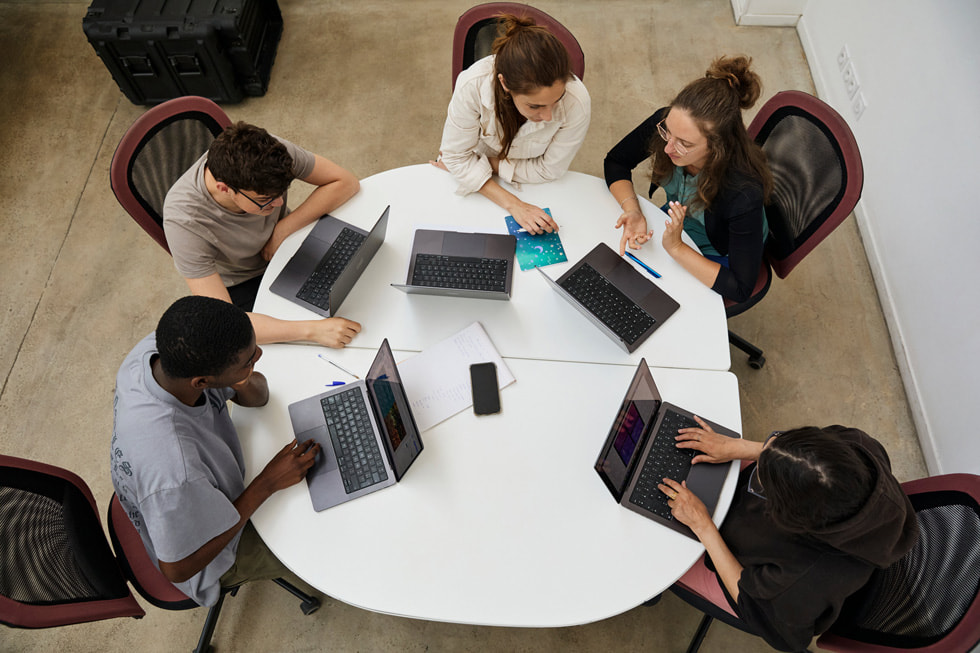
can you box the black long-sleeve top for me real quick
[603,108,766,303]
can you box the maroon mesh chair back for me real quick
[818,473,980,652]
[748,90,864,279]
[0,455,144,628]
[110,96,232,254]
[452,3,585,90]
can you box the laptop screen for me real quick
[367,339,423,477]
[594,359,661,500]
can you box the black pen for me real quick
[624,251,662,279]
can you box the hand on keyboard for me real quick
[674,415,739,465]
[658,478,712,536]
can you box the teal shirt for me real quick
[661,167,768,257]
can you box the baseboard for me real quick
[796,16,940,474]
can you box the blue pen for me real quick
[625,251,662,279]
[325,381,346,387]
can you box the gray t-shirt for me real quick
[163,136,316,286]
[110,333,243,607]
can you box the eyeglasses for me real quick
[231,187,282,211]
[656,119,697,157]
[747,430,783,500]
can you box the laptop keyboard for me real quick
[560,263,656,344]
[411,254,508,292]
[628,409,698,519]
[321,388,388,494]
[296,227,366,309]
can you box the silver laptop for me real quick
[270,206,389,317]
[391,229,516,300]
[288,338,423,512]
[537,242,679,353]
[594,359,740,539]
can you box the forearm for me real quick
[277,177,360,237]
[248,312,316,345]
[610,179,644,216]
[477,177,523,214]
[667,240,722,289]
[695,522,744,603]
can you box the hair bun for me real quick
[707,55,761,109]
[497,13,537,37]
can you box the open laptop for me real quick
[594,358,740,539]
[287,338,423,512]
[537,242,679,353]
[391,229,516,300]
[270,206,390,317]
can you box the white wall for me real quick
[796,1,980,475]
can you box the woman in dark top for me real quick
[603,56,772,303]
[658,422,918,651]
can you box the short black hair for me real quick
[757,426,877,533]
[207,122,295,197]
[156,296,254,379]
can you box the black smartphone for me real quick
[470,362,501,415]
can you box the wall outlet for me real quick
[852,92,867,120]
[837,44,850,70]
[841,61,860,99]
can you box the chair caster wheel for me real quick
[748,355,766,370]
[301,598,321,616]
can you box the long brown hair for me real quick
[491,14,572,160]
[650,56,772,211]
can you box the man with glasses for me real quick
[164,121,361,348]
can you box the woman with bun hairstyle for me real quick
[604,56,771,303]
[433,14,591,234]
[660,423,917,651]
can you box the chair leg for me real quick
[273,577,322,616]
[686,614,714,653]
[728,330,766,369]
[193,591,227,653]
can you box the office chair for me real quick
[666,473,980,653]
[110,95,232,254]
[452,2,585,90]
[817,473,980,653]
[727,90,864,369]
[108,494,321,653]
[0,454,145,629]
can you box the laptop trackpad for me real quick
[442,231,484,257]
[298,425,338,476]
[686,463,725,513]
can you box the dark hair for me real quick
[156,296,254,379]
[207,122,295,197]
[757,426,876,533]
[491,14,573,159]
[650,55,772,211]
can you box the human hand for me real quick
[659,478,714,536]
[674,415,739,465]
[509,201,558,235]
[259,439,320,493]
[662,200,687,255]
[310,317,361,348]
[428,154,449,172]
[615,209,653,255]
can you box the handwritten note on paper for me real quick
[397,322,515,432]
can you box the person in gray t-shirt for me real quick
[110,296,320,606]
[163,121,361,349]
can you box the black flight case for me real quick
[83,0,283,105]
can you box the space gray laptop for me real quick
[391,229,516,300]
[270,206,389,317]
[287,338,423,512]
[594,358,740,539]
[537,242,679,353]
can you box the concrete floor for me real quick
[0,1,925,651]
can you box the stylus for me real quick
[317,354,360,379]
[624,251,662,279]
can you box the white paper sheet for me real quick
[397,322,515,431]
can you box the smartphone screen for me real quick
[470,362,501,415]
